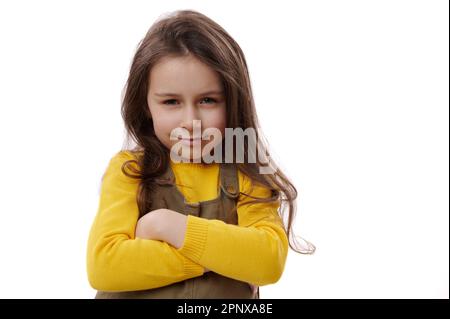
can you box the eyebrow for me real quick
[154,90,224,97]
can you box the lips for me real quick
[179,137,201,141]
[179,137,201,145]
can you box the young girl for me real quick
[87,9,315,299]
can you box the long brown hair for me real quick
[119,10,315,254]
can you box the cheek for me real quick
[151,117,175,146]
[150,109,176,135]
[204,108,226,133]
[152,117,178,149]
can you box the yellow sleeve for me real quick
[86,151,204,292]
[176,171,289,286]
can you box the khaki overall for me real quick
[96,162,259,299]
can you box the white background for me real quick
[0,0,448,299]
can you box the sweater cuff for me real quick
[182,257,205,277]
[177,215,209,263]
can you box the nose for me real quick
[179,103,199,132]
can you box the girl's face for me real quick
[147,54,226,161]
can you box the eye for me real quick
[200,97,217,104]
[162,99,179,105]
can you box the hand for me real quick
[135,208,188,249]
[135,210,162,240]
[248,283,258,298]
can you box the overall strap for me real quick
[154,162,176,186]
[219,163,239,199]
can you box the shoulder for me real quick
[102,150,142,184]
[111,149,142,162]
[108,149,144,168]
[237,168,273,199]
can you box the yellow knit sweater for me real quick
[87,151,288,291]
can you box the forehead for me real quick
[148,55,222,94]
